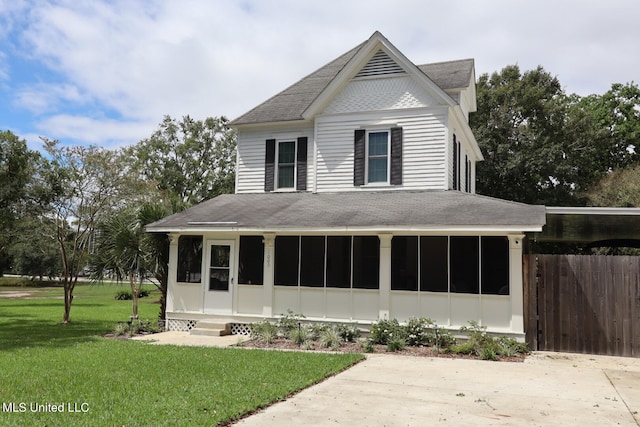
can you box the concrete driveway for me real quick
[234,351,640,426]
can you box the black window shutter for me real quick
[452,135,458,190]
[296,137,308,191]
[354,129,365,186]
[264,139,275,192]
[390,127,403,185]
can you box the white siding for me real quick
[235,126,314,193]
[315,110,448,192]
[449,112,479,193]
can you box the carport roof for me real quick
[533,206,640,244]
[146,190,546,233]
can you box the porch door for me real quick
[204,240,234,314]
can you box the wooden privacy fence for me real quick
[524,254,640,357]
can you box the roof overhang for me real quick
[532,206,640,243]
[146,190,546,234]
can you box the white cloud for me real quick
[5,0,640,148]
[35,114,156,150]
[14,82,86,114]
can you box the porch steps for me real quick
[190,321,231,337]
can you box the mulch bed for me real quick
[237,338,526,362]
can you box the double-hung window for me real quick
[354,127,402,186]
[264,137,308,192]
[367,131,389,183]
[277,141,296,189]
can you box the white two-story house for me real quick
[147,32,546,339]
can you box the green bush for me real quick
[448,321,529,359]
[369,318,405,345]
[335,323,361,342]
[112,318,159,337]
[250,320,277,344]
[114,289,150,300]
[359,339,375,353]
[277,310,306,339]
[319,327,341,350]
[386,337,406,352]
[290,324,311,345]
[308,323,330,341]
[405,317,433,346]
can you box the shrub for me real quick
[359,339,375,353]
[369,318,405,345]
[478,347,499,361]
[290,324,311,346]
[335,323,361,342]
[112,319,159,337]
[386,337,406,352]
[448,321,529,359]
[308,323,330,341]
[319,327,341,350]
[405,317,432,346]
[277,310,305,339]
[497,337,530,357]
[250,320,277,344]
[114,289,150,300]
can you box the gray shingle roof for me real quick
[230,40,475,126]
[418,59,474,90]
[146,190,545,232]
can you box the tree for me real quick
[585,164,640,207]
[91,202,172,320]
[91,208,147,319]
[41,139,130,323]
[7,216,62,280]
[0,130,41,273]
[470,65,579,205]
[127,115,237,207]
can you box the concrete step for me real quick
[189,321,231,337]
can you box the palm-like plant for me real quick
[92,208,146,319]
[91,202,173,321]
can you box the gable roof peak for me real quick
[230,32,472,126]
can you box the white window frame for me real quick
[365,129,390,185]
[275,139,297,190]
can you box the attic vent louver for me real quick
[355,50,406,78]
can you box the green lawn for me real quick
[0,281,363,426]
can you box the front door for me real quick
[204,240,234,314]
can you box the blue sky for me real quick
[2,0,640,151]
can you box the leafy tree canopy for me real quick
[126,115,237,208]
[471,66,640,206]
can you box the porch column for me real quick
[166,233,179,314]
[378,233,393,320]
[262,233,275,317]
[508,234,525,333]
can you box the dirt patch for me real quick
[0,291,35,298]
[237,338,526,362]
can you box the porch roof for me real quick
[146,190,546,233]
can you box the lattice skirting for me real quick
[166,319,252,335]
[166,319,198,331]
[231,323,252,335]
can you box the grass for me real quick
[0,281,363,426]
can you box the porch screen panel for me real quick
[326,236,351,288]
[177,235,203,283]
[275,236,299,286]
[238,236,264,285]
[300,236,325,287]
[353,236,379,289]
[481,236,509,295]
[450,236,479,294]
[420,236,448,292]
[391,236,418,291]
